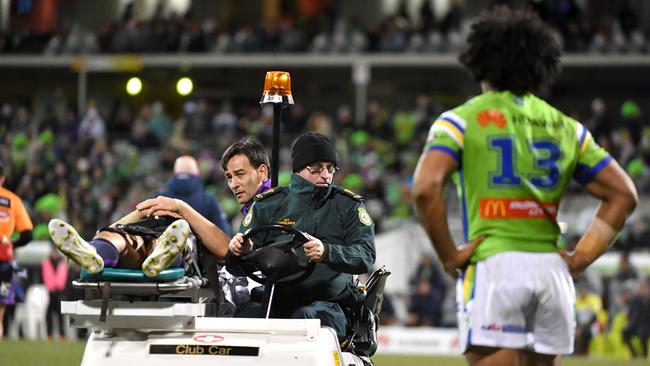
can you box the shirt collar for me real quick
[240,178,272,216]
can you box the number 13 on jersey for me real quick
[488,136,561,189]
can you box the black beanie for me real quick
[291,132,338,172]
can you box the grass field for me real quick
[2,340,649,366]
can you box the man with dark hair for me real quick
[135,137,273,259]
[227,132,376,340]
[0,164,34,338]
[219,137,272,217]
[412,6,637,366]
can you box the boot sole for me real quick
[142,219,189,278]
[48,219,104,273]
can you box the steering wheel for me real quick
[236,224,315,287]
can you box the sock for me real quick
[90,239,119,268]
[169,254,183,268]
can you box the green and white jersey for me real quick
[424,90,611,262]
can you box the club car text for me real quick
[149,344,259,356]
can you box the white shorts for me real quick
[456,252,576,355]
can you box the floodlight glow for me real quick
[126,77,142,96]
[176,77,193,96]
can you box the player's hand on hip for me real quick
[303,233,325,262]
[451,236,485,276]
[558,248,586,279]
[229,233,252,256]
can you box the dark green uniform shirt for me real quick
[238,174,376,311]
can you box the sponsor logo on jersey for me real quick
[482,199,506,217]
[480,198,558,219]
[481,323,526,333]
[477,109,507,128]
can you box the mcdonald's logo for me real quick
[480,198,559,219]
[481,199,506,218]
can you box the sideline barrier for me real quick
[376,326,460,356]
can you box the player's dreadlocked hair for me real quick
[458,6,561,95]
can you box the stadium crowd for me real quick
[2,92,650,354]
[3,94,650,239]
[2,0,650,55]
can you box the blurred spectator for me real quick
[378,292,397,326]
[41,246,68,340]
[608,279,635,327]
[155,155,232,236]
[392,104,418,148]
[418,0,436,34]
[620,100,644,149]
[148,101,173,144]
[406,255,446,326]
[622,279,650,358]
[212,101,237,136]
[607,252,640,320]
[613,252,641,283]
[32,193,65,241]
[574,281,605,354]
[618,0,639,39]
[440,0,465,36]
[77,103,106,143]
[588,97,613,149]
[620,215,650,251]
[130,117,160,150]
[406,279,441,326]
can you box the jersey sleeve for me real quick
[13,196,33,232]
[572,122,613,185]
[423,110,466,161]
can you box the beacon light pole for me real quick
[260,71,294,188]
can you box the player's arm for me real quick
[176,199,231,258]
[13,198,34,248]
[12,230,32,248]
[412,150,483,274]
[136,196,231,258]
[563,160,637,276]
[110,209,147,226]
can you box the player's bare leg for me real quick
[521,351,559,366]
[466,346,558,366]
[465,346,520,366]
[94,231,146,269]
[0,304,4,339]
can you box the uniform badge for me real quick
[358,207,373,226]
[242,207,253,227]
[277,218,296,225]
